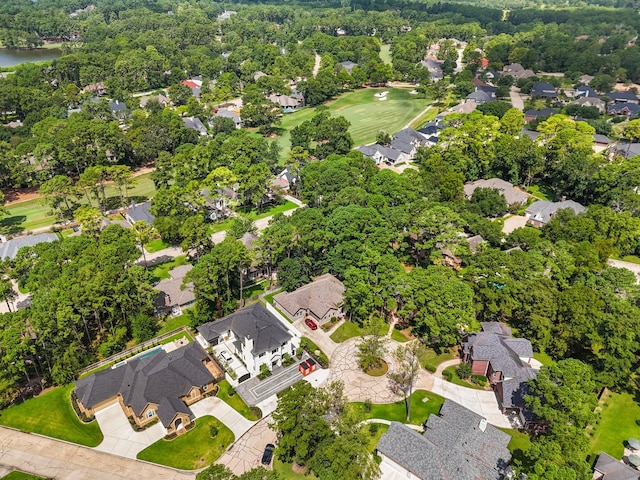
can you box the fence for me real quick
[77,325,193,377]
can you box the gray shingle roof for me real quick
[377,400,512,480]
[153,265,195,310]
[126,201,155,225]
[213,108,241,125]
[464,178,529,206]
[594,452,640,480]
[531,82,558,98]
[183,116,207,134]
[273,273,344,320]
[466,90,495,103]
[526,199,586,225]
[197,303,292,356]
[0,233,58,260]
[606,91,638,103]
[74,342,215,427]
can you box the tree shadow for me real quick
[0,215,26,235]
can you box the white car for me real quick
[219,351,232,363]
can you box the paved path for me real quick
[216,416,277,476]
[312,53,321,77]
[509,86,524,110]
[403,105,434,130]
[0,427,193,480]
[190,397,255,439]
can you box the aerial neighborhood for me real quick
[2,0,640,479]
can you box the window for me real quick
[259,352,265,358]
[203,384,209,391]
[272,348,278,354]
[146,409,155,419]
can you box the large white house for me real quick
[196,303,301,380]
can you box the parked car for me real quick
[261,443,275,465]
[219,350,232,363]
[305,318,318,330]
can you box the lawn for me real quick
[525,184,555,202]
[157,313,191,335]
[0,384,103,447]
[1,472,46,480]
[273,459,319,480]
[217,380,259,421]
[275,87,432,153]
[137,416,234,469]
[533,351,555,367]
[589,390,640,459]
[409,106,438,130]
[379,44,392,65]
[144,238,170,253]
[419,347,456,372]
[244,200,298,221]
[499,428,532,470]
[243,280,268,299]
[2,172,157,234]
[151,255,188,282]
[391,328,412,343]
[263,288,283,304]
[441,366,487,391]
[348,390,445,425]
[329,321,388,343]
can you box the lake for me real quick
[0,48,62,67]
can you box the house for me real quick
[579,74,594,85]
[358,128,430,166]
[181,79,201,99]
[74,342,223,435]
[464,178,529,206]
[108,100,128,120]
[605,90,639,104]
[196,303,301,378]
[140,94,172,109]
[268,94,304,111]
[81,82,107,96]
[338,61,358,74]
[154,265,195,317]
[421,58,444,81]
[530,82,558,98]
[524,108,558,123]
[593,452,640,480]
[574,85,599,98]
[253,71,267,82]
[465,90,495,104]
[609,142,640,159]
[212,108,242,128]
[377,400,512,480]
[358,144,407,166]
[273,273,345,323]
[521,128,541,141]
[525,199,586,227]
[182,116,208,136]
[502,63,535,80]
[607,103,640,117]
[462,323,537,425]
[593,134,611,153]
[217,10,237,21]
[125,201,155,226]
[573,96,605,113]
[0,233,58,260]
[272,166,299,192]
[467,235,485,254]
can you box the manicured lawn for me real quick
[144,238,170,253]
[379,44,392,65]
[329,321,388,343]
[263,288,282,304]
[620,255,640,265]
[244,200,298,221]
[499,428,532,469]
[525,184,555,202]
[1,472,46,480]
[209,218,234,234]
[243,280,267,299]
[533,351,555,367]
[366,423,390,452]
[0,384,103,447]
[151,255,188,282]
[409,106,438,130]
[275,88,432,152]
[349,390,445,425]
[419,347,456,372]
[589,391,640,459]
[441,366,487,391]
[391,328,412,343]
[217,380,259,421]
[138,416,233,469]
[157,313,191,335]
[273,459,319,480]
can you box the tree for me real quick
[180,215,212,261]
[356,317,388,372]
[74,206,102,239]
[376,131,392,146]
[469,187,508,218]
[39,175,77,220]
[131,221,156,267]
[277,258,310,292]
[196,464,234,480]
[109,165,136,207]
[388,342,424,422]
[0,275,17,313]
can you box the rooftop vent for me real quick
[479,418,488,432]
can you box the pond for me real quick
[0,48,62,67]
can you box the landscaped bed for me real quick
[0,384,103,447]
[348,390,445,425]
[217,379,259,421]
[137,416,234,470]
[364,360,388,377]
[441,366,487,390]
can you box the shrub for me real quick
[364,399,372,413]
[471,374,487,386]
[282,353,296,367]
[258,363,272,380]
[251,407,263,419]
[369,423,379,436]
[456,363,472,379]
[210,425,219,438]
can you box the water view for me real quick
[0,47,62,67]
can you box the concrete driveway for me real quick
[94,403,165,458]
[216,416,277,476]
[509,86,525,110]
[190,397,255,439]
[501,214,528,234]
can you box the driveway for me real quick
[0,426,192,480]
[235,361,306,406]
[216,416,277,476]
[190,397,255,439]
[292,318,339,357]
[509,86,525,110]
[94,403,165,459]
[501,214,528,234]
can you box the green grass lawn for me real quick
[391,328,411,343]
[348,390,445,425]
[499,428,533,470]
[409,106,438,130]
[275,88,432,153]
[441,366,487,390]
[137,416,234,470]
[589,391,640,459]
[525,184,555,202]
[263,288,282,304]
[151,255,188,282]
[209,218,234,234]
[157,313,191,335]
[379,44,392,65]
[1,472,46,480]
[273,459,319,480]
[0,384,103,447]
[419,347,456,372]
[144,238,170,253]
[533,351,555,367]
[244,200,298,221]
[243,280,267,299]
[217,380,259,420]
[329,321,388,343]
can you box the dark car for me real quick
[261,443,275,465]
[305,318,318,330]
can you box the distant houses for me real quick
[530,82,558,99]
[357,127,432,166]
[211,108,242,129]
[268,92,305,112]
[421,58,444,82]
[525,199,586,227]
[605,90,639,117]
[502,63,534,80]
[153,265,195,317]
[182,116,208,136]
[338,61,358,74]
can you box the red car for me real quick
[305,318,318,330]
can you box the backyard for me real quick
[275,87,432,153]
[589,390,640,459]
[0,384,103,447]
[348,389,445,425]
[137,415,234,469]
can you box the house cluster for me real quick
[462,322,540,429]
[357,128,433,166]
[273,273,345,323]
[74,342,224,435]
[377,399,512,479]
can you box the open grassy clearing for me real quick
[217,380,259,420]
[419,347,456,372]
[409,106,438,130]
[243,200,298,221]
[348,390,445,425]
[329,321,388,343]
[2,173,156,234]
[379,44,392,65]
[157,313,190,334]
[589,390,640,459]
[144,238,170,253]
[275,88,432,153]
[0,384,103,447]
[137,415,233,469]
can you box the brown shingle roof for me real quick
[273,273,344,319]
